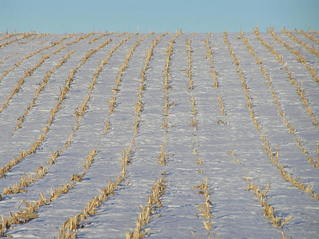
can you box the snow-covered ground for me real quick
[0,31,318,239]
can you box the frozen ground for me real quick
[0,31,318,239]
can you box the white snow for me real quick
[0,31,318,239]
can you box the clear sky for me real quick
[0,0,318,33]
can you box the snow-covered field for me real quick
[0,30,318,239]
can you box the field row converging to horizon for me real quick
[0,30,318,239]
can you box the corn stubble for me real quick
[203,38,219,89]
[59,33,167,238]
[0,37,112,179]
[282,29,319,57]
[14,50,75,132]
[0,35,128,200]
[239,32,319,168]
[126,33,181,239]
[0,31,317,238]
[0,150,97,236]
[127,33,181,239]
[107,33,151,115]
[246,182,292,228]
[18,34,45,45]
[204,36,228,127]
[125,34,179,239]
[0,32,35,49]
[194,179,213,233]
[157,33,180,166]
[254,28,319,127]
[0,33,21,42]
[186,38,214,237]
[270,29,319,84]
[298,30,319,44]
[0,33,79,84]
[125,177,166,239]
[224,32,319,200]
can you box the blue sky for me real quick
[0,0,318,33]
